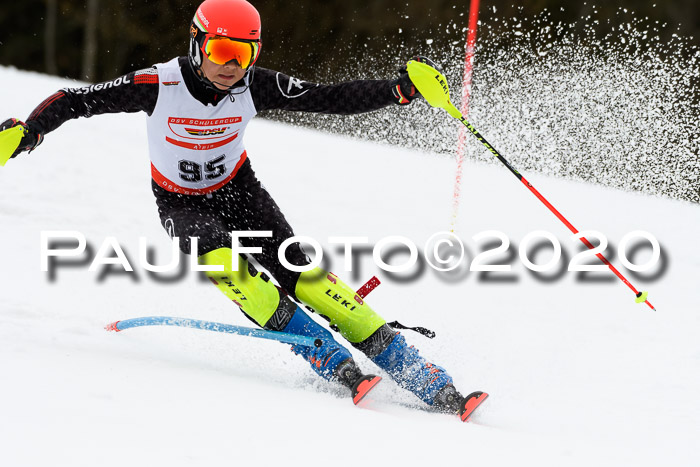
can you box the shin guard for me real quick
[294,269,385,343]
[200,248,281,327]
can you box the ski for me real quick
[351,374,382,405]
[105,316,322,347]
[459,391,489,422]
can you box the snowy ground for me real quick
[1,67,699,466]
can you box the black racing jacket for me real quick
[26,56,399,135]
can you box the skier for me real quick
[1,0,486,420]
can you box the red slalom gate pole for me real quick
[450,0,481,232]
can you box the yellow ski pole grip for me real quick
[406,60,463,119]
[0,125,27,167]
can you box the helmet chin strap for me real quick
[190,60,255,97]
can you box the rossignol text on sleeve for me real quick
[26,69,159,134]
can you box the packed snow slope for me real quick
[1,67,699,467]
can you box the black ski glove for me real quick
[391,67,419,105]
[0,118,44,158]
[390,56,440,105]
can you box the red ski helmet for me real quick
[189,0,262,70]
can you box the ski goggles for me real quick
[202,35,261,69]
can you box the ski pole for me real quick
[406,59,655,311]
[105,316,323,347]
[0,125,26,166]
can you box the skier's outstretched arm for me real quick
[250,61,421,115]
[1,69,160,161]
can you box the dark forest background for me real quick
[1,1,698,202]
[1,0,699,82]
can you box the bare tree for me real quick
[44,0,57,75]
[81,0,99,81]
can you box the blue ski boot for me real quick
[355,324,486,416]
[272,301,381,404]
[370,329,453,406]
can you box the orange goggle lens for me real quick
[204,36,260,68]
